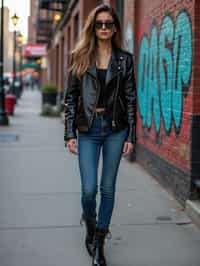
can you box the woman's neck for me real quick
[96,39,112,56]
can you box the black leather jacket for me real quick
[64,45,137,143]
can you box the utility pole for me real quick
[12,29,17,95]
[10,13,19,98]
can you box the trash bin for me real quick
[5,94,16,115]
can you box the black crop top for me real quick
[96,68,107,108]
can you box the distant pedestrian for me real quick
[64,4,136,266]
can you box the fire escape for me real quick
[36,0,66,45]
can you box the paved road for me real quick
[0,90,200,266]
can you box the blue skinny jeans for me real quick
[77,115,128,230]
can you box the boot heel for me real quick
[92,228,108,266]
[81,215,96,257]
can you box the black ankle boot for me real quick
[92,228,108,266]
[81,215,96,256]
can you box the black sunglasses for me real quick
[95,20,115,29]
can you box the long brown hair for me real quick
[69,4,123,79]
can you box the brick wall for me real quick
[132,0,195,205]
[191,0,200,197]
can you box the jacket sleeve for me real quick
[64,55,80,142]
[124,54,137,144]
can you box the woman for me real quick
[64,4,136,266]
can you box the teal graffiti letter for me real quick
[138,35,149,127]
[173,11,192,129]
[147,25,160,132]
[159,16,174,132]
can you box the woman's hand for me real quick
[66,138,78,155]
[123,141,134,156]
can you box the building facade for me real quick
[28,0,37,43]
[29,0,200,207]
[0,6,13,73]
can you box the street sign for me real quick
[24,44,47,57]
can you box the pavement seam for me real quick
[0,221,192,231]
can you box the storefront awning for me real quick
[21,63,40,71]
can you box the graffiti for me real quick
[138,10,192,135]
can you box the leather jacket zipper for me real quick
[112,74,120,128]
[89,78,101,128]
[119,95,125,112]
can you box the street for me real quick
[0,90,200,266]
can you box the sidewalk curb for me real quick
[185,200,200,229]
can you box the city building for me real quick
[28,0,37,43]
[0,6,13,73]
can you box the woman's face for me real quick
[94,11,116,41]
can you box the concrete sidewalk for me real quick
[0,89,200,266]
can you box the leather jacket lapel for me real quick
[86,46,121,86]
[105,47,119,86]
[86,61,97,79]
